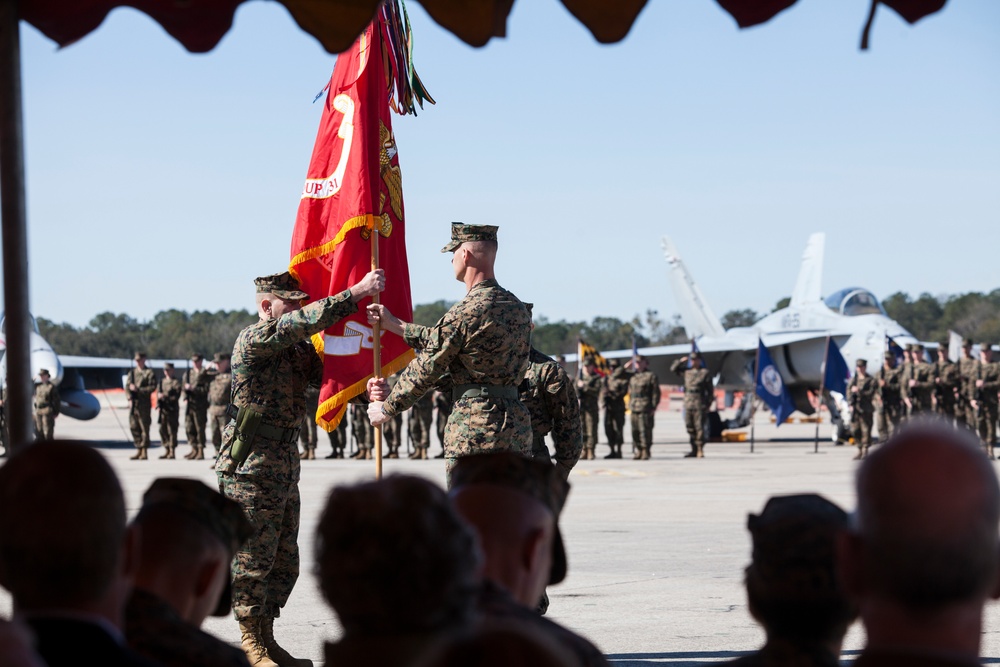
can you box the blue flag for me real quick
[632,334,638,360]
[688,339,701,368]
[823,337,850,395]
[756,340,796,426]
[886,335,906,365]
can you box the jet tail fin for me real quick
[789,233,825,308]
[661,237,726,338]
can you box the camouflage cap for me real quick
[856,358,867,367]
[138,478,254,617]
[38,368,50,376]
[450,452,570,585]
[746,493,848,601]
[190,353,204,362]
[254,271,309,300]
[134,351,147,360]
[164,362,174,370]
[213,352,231,363]
[441,222,499,253]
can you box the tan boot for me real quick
[260,617,313,667]
[130,448,143,460]
[167,447,176,459]
[632,450,643,460]
[308,448,316,460]
[696,445,704,459]
[363,449,372,460]
[138,447,148,460]
[159,447,170,459]
[185,447,197,459]
[240,618,279,667]
[194,446,205,460]
[640,448,650,460]
[299,449,309,459]
[420,448,429,460]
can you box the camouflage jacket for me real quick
[935,358,961,405]
[847,373,877,414]
[959,356,979,401]
[384,279,531,456]
[575,369,603,412]
[520,347,582,469]
[603,367,630,411]
[901,361,935,400]
[208,371,232,413]
[183,366,211,408]
[215,289,357,482]
[627,370,661,413]
[125,589,251,667]
[156,376,183,415]
[127,367,157,406]
[977,361,1000,404]
[874,366,902,405]
[32,382,60,416]
[670,359,713,410]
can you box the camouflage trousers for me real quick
[979,402,999,446]
[581,407,599,451]
[33,413,55,441]
[219,473,300,620]
[327,418,348,454]
[683,405,705,450]
[185,404,208,447]
[936,399,957,426]
[209,408,228,451]
[443,397,531,486]
[877,402,903,442]
[604,405,625,446]
[852,410,874,448]
[158,409,179,449]
[410,408,434,449]
[299,414,317,450]
[630,411,655,451]
[130,403,152,448]
[956,403,976,432]
[436,409,450,452]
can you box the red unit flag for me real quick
[290,17,413,431]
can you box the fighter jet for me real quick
[588,233,919,417]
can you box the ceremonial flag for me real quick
[886,334,906,365]
[578,338,610,376]
[688,338,701,367]
[289,12,416,430]
[755,340,795,426]
[822,337,850,396]
[632,334,639,361]
[948,330,963,362]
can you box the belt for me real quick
[226,404,300,444]
[452,384,518,401]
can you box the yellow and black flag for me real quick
[578,338,610,376]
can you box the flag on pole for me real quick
[947,330,964,362]
[632,333,639,361]
[823,337,850,396]
[755,340,795,426]
[289,14,415,430]
[578,338,610,376]
[886,334,906,365]
[688,338,701,367]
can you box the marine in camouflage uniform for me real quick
[214,268,383,667]
[901,344,936,418]
[958,339,979,432]
[325,413,349,459]
[298,386,319,460]
[934,342,961,425]
[974,342,1000,459]
[670,353,713,458]
[367,224,531,481]
[31,368,60,441]
[875,354,903,442]
[125,478,253,667]
[156,363,183,459]
[433,389,453,459]
[603,360,629,459]
[408,391,435,459]
[520,346,582,480]
[381,375,404,459]
[208,353,233,456]
[184,354,211,460]
[575,359,603,461]
[626,356,661,460]
[847,359,877,459]
[127,352,157,460]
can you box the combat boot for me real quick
[309,448,317,460]
[239,618,279,667]
[194,446,205,460]
[420,448,429,460]
[167,446,176,459]
[988,444,996,461]
[299,449,309,460]
[159,447,170,459]
[138,447,148,460]
[408,449,420,459]
[640,448,650,460]
[632,450,643,460]
[349,449,363,459]
[362,449,372,460]
[184,447,197,459]
[696,445,704,458]
[259,617,313,667]
[387,449,399,459]
[130,448,143,460]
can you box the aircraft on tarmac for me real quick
[0,313,181,421]
[585,232,920,419]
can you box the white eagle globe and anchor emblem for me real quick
[761,365,784,397]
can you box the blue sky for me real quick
[11,0,1000,328]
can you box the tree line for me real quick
[35,289,1000,361]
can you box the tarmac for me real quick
[4,392,1000,666]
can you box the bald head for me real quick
[854,421,1000,609]
[0,441,127,610]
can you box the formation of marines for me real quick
[847,339,1000,460]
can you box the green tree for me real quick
[412,300,454,327]
[721,309,759,329]
[773,297,790,312]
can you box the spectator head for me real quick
[0,441,135,622]
[450,452,570,607]
[131,477,253,626]
[744,494,857,645]
[412,620,578,667]
[315,475,480,637]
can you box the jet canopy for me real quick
[0,311,39,335]
[824,288,886,317]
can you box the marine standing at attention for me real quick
[575,357,603,461]
[184,353,211,460]
[874,354,902,443]
[31,368,60,441]
[156,363,183,459]
[215,268,384,667]
[208,353,233,458]
[625,355,661,460]
[127,351,157,461]
[670,352,713,458]
[847,358,877,460]
[602,359,629,459]
[365,223,532,481]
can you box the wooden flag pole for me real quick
[371,227,383,480]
